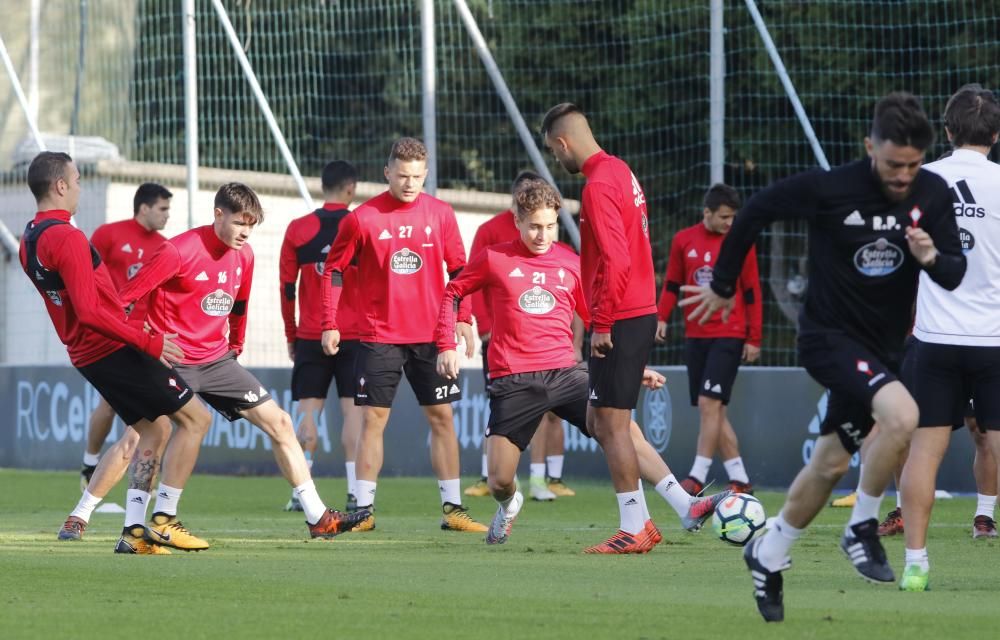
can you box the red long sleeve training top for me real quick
[579,151,657,332]
[279,202,362,342]
[436,241,588,379]
[657,223,763,345]
[19,210,163,366]
[119,225,254,365]
[322,191,471,344]
[90,217,167,321]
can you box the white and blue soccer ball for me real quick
[711,493,767,547]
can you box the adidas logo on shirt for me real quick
[378,229,393,240]
[195,271,209,281]
[508,267,525,278]
[687,249,698,258]
[951,179,986,217]
[843,210,865,226]
[121,243,133,253]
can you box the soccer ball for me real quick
[711,493,766,547]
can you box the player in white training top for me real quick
[898,83,1000,591]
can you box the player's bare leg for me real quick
[157,397,213,492]
[112,417,174,555]
[588,407,640,492]
[485,435,525,544]
[237,399,366,538]
[423,403,487,532]
[285,397,322,511]
[356,406,390,489]
[684,395,725,495]
[584,406,651,553]
[144,397,214,551]
[341,397,363,510]
[899,426,950,589]
[528,417,557,501]
[972,427,1000,539]
[81,397,116,489]
[60,421,162,541]
[542,412,574,497]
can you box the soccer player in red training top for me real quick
[656,183,762,495]
[117,182,369,547]
[682,93,965,621]
[77,183,173,492]
[542,103,660,552]
[435,178,729,549]
[22,152,211,555]
[321,137,487,533]
[464,170,577,503]
[280,160,365,513]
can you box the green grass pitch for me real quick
[1,469,996,639]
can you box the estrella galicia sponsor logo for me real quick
[127,262,143,280]
[641,385,671,453]
[390,248,423,275]
[518,286,556,315]
[959,227,975,254]
[692,265,713,286]
[314,261,324,276]
[853,238,904,276]
[45,290,63,306]
[201,289,235,316]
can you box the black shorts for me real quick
[355,342,461,408]
[173,351,271,421]
[291,339,359,401]
[588,313,656,409]
[486,363,590,450]
[684,337,744,406]
[901,337,1000,431]
[798,331,899,454]
[77,347,193,426]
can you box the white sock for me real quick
[637,480,651,521]
[904,546,929,572]
[124,490,150,528]
[153,483,182,516]
[499,491,523,518]
[976,493,996,518]
[70,490,103,522]
[439,478,462,506]
[689,455,712,483]
[546,455,564,479]
[655,474,693,517]
[757,512,801,571]
[896,490,902,509]
[293,480,327,524]
[480,453,488,479]
[356,479,377,508]
[723,457,750,484]
[616,489,645,535]
[346,462,357,496]
[530,463,546,481]
[848,489,884,528]
[82,452,100,467]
